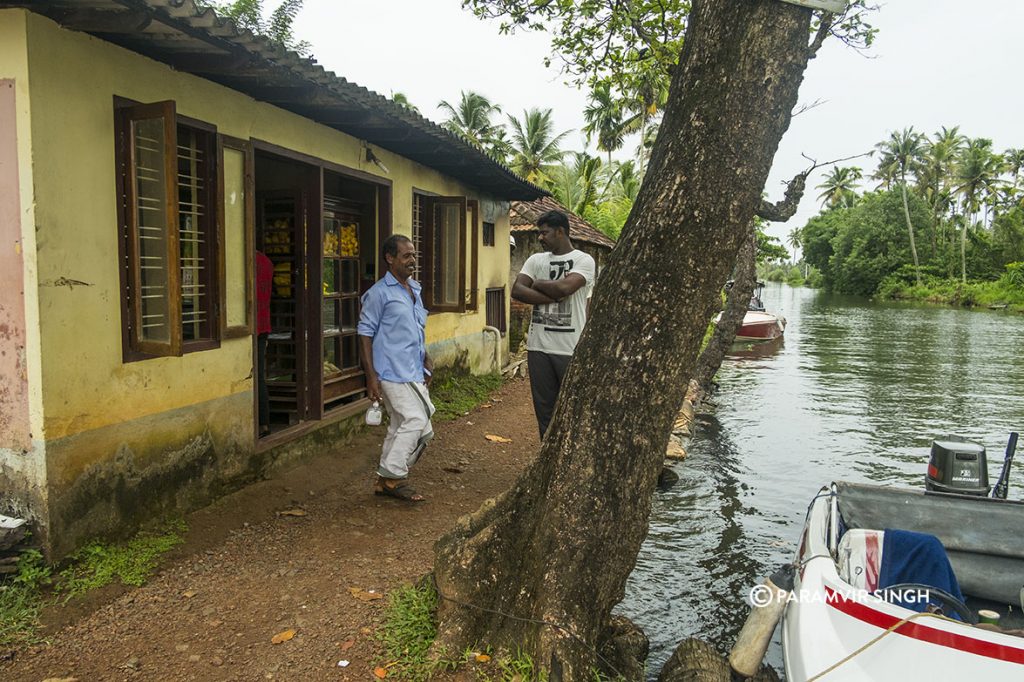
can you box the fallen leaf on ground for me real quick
[374,666,388,679]
[271,629,296,644]
[443,467,464,474]
[360,627,372,635]
[339,638,355,651]
[277,508,307,517]
[182,590,197,598]
[348,587,383,601]
[480,404,493,409]
[484,434,512,443]
[475,654,492,663]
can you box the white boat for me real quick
[782,478,1024,680]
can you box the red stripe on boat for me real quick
[825,587,1024,664]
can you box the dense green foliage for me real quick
[204,0,310,54]
[0,550,50,648]
[794,125,1024,305]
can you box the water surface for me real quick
[618,283,1024,676]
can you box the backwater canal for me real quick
[617,282,1024,677]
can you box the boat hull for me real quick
[782,484,1024,681]
[737,311,786,341]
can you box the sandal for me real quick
[374,477,425,502]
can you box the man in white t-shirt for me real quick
[512,210,596,437]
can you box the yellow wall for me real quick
[21,11,510,449]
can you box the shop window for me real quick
[413,193,466,313]
[483,221,495,247]
[116,100,220,359]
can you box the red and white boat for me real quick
[717,281,786,341]
[736,309,786,341]
[783,437,1024,682]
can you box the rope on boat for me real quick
[806,611,960,681]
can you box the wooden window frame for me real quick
[419,195,467,313]
[467,199,479,311]
[485,286,507,335]
[218,135,255,339]
[115,99,222,362]
[482,220,496,247]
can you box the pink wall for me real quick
[0,79,31,451]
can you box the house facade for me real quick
[0,1,543,557]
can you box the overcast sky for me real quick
[292,1,1024,249]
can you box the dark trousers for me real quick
[257,333,269,433]
[527,350,572,438]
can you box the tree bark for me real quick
[433,2,814,678]
[692,230,757,402]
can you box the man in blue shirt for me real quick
[358,234,434,502]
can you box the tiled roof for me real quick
[6,0,547,201]
[510,196,616,249]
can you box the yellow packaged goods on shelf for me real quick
[273,262,292,297]
[340,223,359,257]
[323,230,339,256]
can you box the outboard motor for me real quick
[926,438,990,495]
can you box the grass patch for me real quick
[57,519,187,598]
[498,649,549,682]
[378,579,462,681]
[0,550,51,648]
[430,370,503,422]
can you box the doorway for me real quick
[254,149,390,439]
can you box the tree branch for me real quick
[756,171,808,222]
[807,13,834,58]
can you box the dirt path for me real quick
[3,379,539,682]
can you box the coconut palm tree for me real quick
[437,91,503,149]
[506,108,571,186]
[815,166,862,208]
[955,138,1005,282]
[549,153,606,216]
[609,160,641,202]
[876,128,926,285]
[389,91,419,113]
[918,127,965,257]
[582,83,626,166]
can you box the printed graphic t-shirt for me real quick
[520,249,596,356]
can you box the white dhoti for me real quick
[377,381,435,479]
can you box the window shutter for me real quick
[422,196,466,313]
[124,101,182,356]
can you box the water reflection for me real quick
[619,283,1024,678]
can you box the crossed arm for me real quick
[511,272,587,304]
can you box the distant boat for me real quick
[716,281,786,341]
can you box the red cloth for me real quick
[255,251,273,335]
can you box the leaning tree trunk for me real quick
[692,229,757,403]
[433,2,815,678]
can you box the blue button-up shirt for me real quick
[357,271,428,383]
